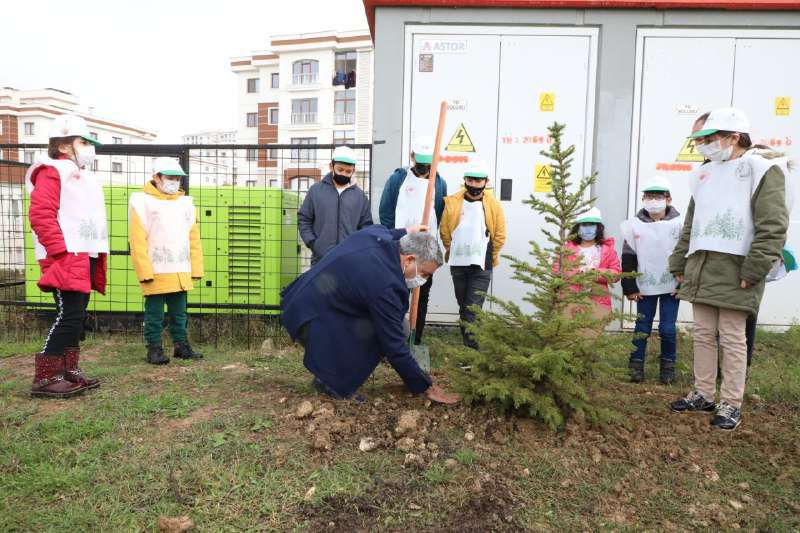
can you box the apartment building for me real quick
[182,129,238,186]
[230,29,373,190]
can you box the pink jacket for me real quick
[563,238,621,309]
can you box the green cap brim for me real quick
[413,154,433,164]
[690,128,718,139]
[332,157,357,165]
[81,135,102,146]
[160,170,187,177]
[577,217,602,224]
[783,248,797,271]
[642,186,670,193]
[464,172,488,179]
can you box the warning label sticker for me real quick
[534,164,552,193]
[775,96,791,116]
[445,123,475,153]
[419,54,433,73]
[675,138,705,163]
[539,93,555,112]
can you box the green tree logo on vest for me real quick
[78,219,107,240]
[692,208,744,241]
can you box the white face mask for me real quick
[74,144,96,168]
[404,261,426,289]
[643,199,667,214]
[695,139,733,162]
[159,179,181,195]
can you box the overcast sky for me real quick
[1,0,369,142]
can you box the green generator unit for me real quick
[24,186,301,314]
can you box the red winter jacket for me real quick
[28,162,107,294]
[563,238,621,309]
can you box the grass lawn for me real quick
[1,327,799,532]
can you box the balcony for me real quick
[290,112,318,126]
[292,73,318,86]
[334,113,355,125]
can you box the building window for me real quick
[90,132,99,140]
[246,112,258,127]
[268,108,279,125]
[334,90,356,125]
[112,162,123,173]
[247,78,259,93]
[271,72,280,89]
[291,99,317,125]
[269,179,279,188]
[246,179,256,187]
[268,148,279,160]
[292,59,319,85]
[334,51,357,76]
[246,148,258,161]
[24,151,35,164]
[92,160,99,171]
[290,176,312,192]
[112,136,123,144]
[333,130,355,146]
[24,122,35,136]
[290,137,316,162]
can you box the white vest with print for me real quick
[449,200,489,268]
[687,153,789,257]
[395,170,438,236]
[129,192,196,275]
[621,217,683,295]
[25,156,109,261]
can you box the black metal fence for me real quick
[0,143,372,348]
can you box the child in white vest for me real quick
[129,157,204,364]
[620,176,682,384]
[27,114,107,398]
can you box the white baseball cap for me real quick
[411,136,434,164]
[48,114,102,146]
[152,157,187,177]
[691,107,751,138]
[332,145,357,165]
[464,159,489,179]
[641,176,671,194]
[576,207,603,224]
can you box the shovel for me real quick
[409,100,448,371]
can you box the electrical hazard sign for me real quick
[675,138,704,163]
[539,93,555,112]
[775,96,791,116]
[445,123,475,152]
[534,164,552,193]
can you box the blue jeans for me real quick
[630,294,679,363]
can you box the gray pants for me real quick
[451,265,492,348]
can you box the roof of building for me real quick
[363,0,800,37]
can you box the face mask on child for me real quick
[644,199,667,214]
[578,224,597,242]
[696,139,733,162]
[74,144,96,169]
[159,179,181,195]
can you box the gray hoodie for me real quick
[297,173,373,264]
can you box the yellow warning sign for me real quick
[675,138,705,163]
[775,96,791,116]
[539,92,555,112]
[445,123,475,152]
[534,164,552,193]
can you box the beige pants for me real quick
[692,303,748,408]
[565,302,612,339]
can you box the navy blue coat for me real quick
[378,168,447,229]
[280,225,433,399]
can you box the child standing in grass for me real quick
[27,114,106,398]
[129,157,203,365]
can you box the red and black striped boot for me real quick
[64,347,100,390]
[31,353,86,399]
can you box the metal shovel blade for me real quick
[411,343,431,372]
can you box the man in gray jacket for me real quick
[298,146,372,264]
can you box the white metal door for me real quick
[629,36,736,325]
[733,38,800,325]
[408,33,502,319]
[492,34,596,313]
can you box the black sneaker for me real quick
[670,390,715,413]
[710,401,742,431]
[146,344,169,365]
[173,341,203,360]
[629,359,645,383]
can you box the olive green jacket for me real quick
[669,157,789,315]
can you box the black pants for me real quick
[451,265,492,347]
[414,274,434,345]
[43,289,90,355]
[745,313,757,367]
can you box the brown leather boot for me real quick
[31,353,86,399]
[64,347,100,390]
